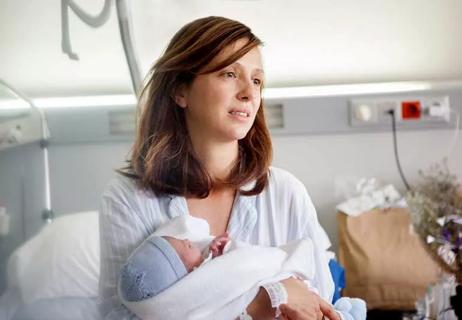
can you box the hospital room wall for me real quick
[272,130,462,249]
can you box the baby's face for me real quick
[165,237,204,272]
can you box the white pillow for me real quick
[7,211,100,304]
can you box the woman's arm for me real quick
[99,188,150,319]
[279,278,339,320]
[246,278,339,320]
[245,286,274,320]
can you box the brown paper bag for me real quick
[338,208,440,310]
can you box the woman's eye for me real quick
[253,78,262,86]
[223,71,236,78]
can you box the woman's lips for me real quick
[228,110,250,121]
[229,111,249,117]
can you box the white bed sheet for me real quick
[0,288,100,320]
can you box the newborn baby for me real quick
[118,216,366,320]
[119,232,228,301]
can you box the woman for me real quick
[99,16,339,320]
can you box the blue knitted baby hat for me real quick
[118,236,188,302]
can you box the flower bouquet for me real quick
[406,162,462,318]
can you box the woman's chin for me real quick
[225,126,252,140]
[227,130,250,141]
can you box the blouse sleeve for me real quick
[98,189,149,319]
[288,176,335,302]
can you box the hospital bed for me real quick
[0,211,101,320]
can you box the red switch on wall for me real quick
[401,101,421,119]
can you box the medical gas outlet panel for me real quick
[350,96,450,127]
[0,111,44,151]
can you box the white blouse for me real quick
[98,166,334,319]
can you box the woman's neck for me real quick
[190,139,239,181]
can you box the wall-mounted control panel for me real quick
[350,96,450,127]
[0,111,43,150]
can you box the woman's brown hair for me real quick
[120,16,272,198]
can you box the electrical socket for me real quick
[350,96,450,127]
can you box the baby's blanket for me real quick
[119,216,320,320]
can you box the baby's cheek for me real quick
[181,258,194,272]
[193,251,204,266]
[181,253,199,271]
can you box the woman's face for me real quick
[177,38,264,143]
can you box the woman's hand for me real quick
[279,278,340,320]
[246,277,339,320]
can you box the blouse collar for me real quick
[166,180,258,239]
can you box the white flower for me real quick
[437,244,456,265]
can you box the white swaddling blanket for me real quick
[119,216,322,320]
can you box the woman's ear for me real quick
[174,85,188,108]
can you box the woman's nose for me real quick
[237,79,257,102]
